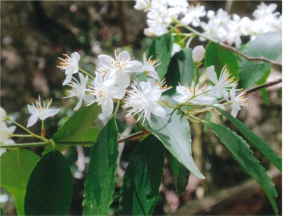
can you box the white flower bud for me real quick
[0,107,6,122]
[192,45,205,63]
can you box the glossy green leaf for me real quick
[53,103,100,142]
[145,33,173,80]
[0,149,39,215]
[205,42,239,79]
[143,108,204,179]
[213,106,282,171]
[119,135,164,215]
[239,32,282,89]
[208,123,278,215]
[82,117,119,215]
[25,150,73,215]
[166,150,190,196]
[42,127,101,156]
[164,48,194,103]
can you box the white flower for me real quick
[27,95,60,128]
[206,65,237,100]
[171,43,182,56]
[229,86,248,117]
[146,3,172,36]
[0,122,16,145]
[192,45,205,63]
[64,73,94,111]
[123,79,170,125]
[140,53,160,80]
[173,82,215,105]
[89,72,126,117]
[98,50,143,88]
[253,3,280,20]
[134,0,149,11]
[0,108,6,122]
[144,28,156,37]
[181,4,206,27]
[201,9,231,42]
[58,52,80,85]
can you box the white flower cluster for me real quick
[59,47,247,125]
[174,64,248,117]
[135,1,282,47]
[59,50,170,123]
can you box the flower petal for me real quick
[63,73,73,85]
[151,103,166,117]
[27,114,39,128]
[206,66,218,84]
[125,60,144,73]
[98,55,116,70]
[74,97,83,111]
[71,52,80,61]
[118,51,131,62]
[27,105,38,115]
[101,97,113,117]
[115,70,130,88]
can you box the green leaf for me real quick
[208,123,278,215]
[213,106,282,172]
[76,127,101,143]
[42,127,101,156]
[141,33,173,81]
[119,135,164,215]
[0,149,39,215]
[205,42,239,79]
[53,103,100,142]
[239,32,282,89]
[166,150,190,196]
[164,48,194,103]
[257,68,271,104]
[82,117,119,215]
[143,108,204,179]
[25,150,73,215]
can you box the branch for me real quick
[219,42,282,68]
[218,77,282,104]
[174,19,282,68]
[245,77,282,94]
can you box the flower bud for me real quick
[192,45,205,63]
[0,107,6,122]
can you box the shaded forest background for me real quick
[1,1,282,215]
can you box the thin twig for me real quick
[118,130,149,143]
[174,19,282,68]
[219,42,282,68]
[218,77,282,104]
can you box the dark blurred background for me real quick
[1,1,282,215]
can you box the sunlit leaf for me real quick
[143,108,204,179]
[25,150,73,215]
[209,123,278,215]
[239,32,282,89]
[53,103,100,142]
[119,135,164,215]
[82,117,119,215]
[0,149,39,215]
